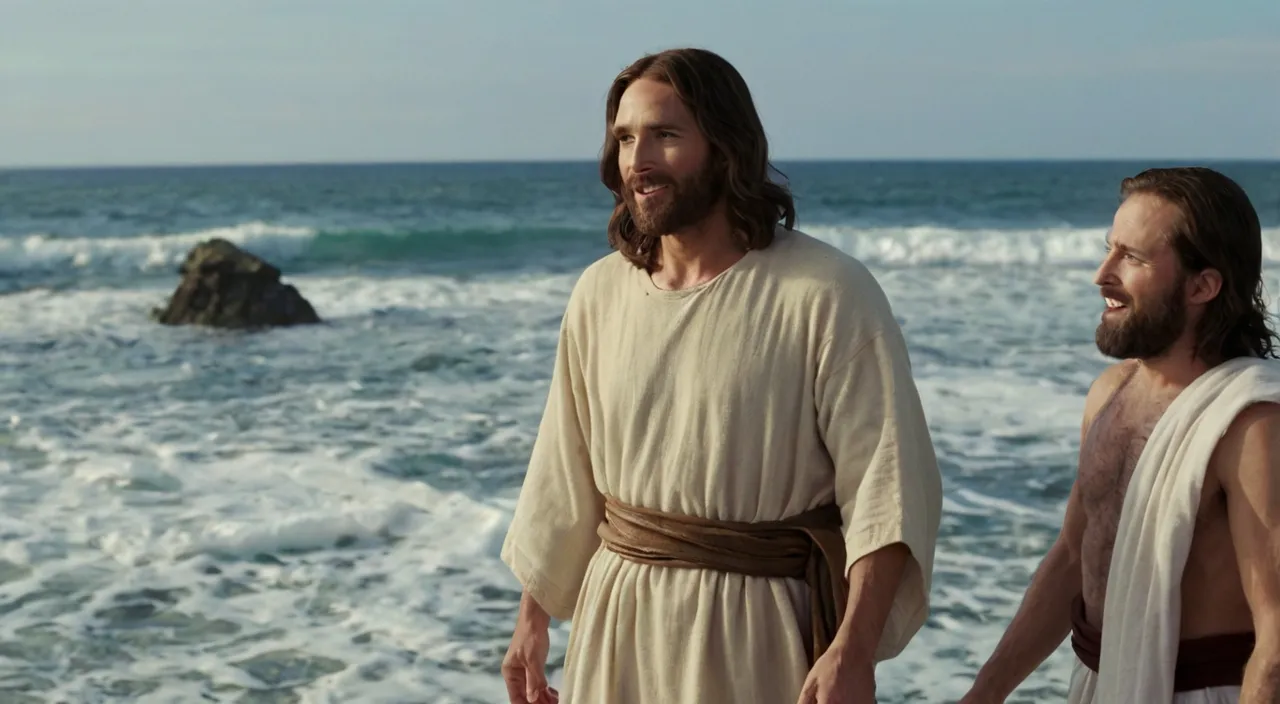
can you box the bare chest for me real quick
[1077,400,1162,514]
[1073,378,1247,629]
[1075,387,1174,608]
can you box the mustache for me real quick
[625,173,676,191]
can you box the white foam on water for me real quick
[0,269,583,701]
[3,247,1279,701]
[0,270,578,339]
[3,430,529,701]
[807,224,1280,267]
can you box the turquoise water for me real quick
[1,161,1278,702]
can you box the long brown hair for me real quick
[1121,166,1279,360]
[599,48,796,270]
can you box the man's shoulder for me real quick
[582,249,631,276]
[559,250,639,326]
[1092,360,1138,394]
[1212,398,1280,490]
[1082,360,1139,424]
[760,228,904,352]
[1213,358,1280,443]
[1221,399,1280,449]
[767,227,875,275]
[569,250,631,296]
[762,227,888,303]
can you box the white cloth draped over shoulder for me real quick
[500,228,943,703]
[1086,357,1280,703]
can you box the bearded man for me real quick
[497,47,943,704]
[961,167,1280,704]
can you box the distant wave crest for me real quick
[805,225,1280,267]
[3,221,1279,277]
[0,221,598,277]
[0,222,316,276]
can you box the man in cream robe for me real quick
[500,223,944,702]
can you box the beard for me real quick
[622,158,725,238]
[1095,278,1188,360]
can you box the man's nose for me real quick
[625,135,657,176]
[1093,253,1117,286]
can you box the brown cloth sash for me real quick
[1070,594,1255,692]
[597,496,849,666]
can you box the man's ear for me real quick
[1187,267,1223,306]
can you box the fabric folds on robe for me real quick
[596,496,849,665]
[500,228,943,703]
[1086,357,1280,703]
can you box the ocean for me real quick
[2,160,1278,703]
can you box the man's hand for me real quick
[501,592,559,704]
[795,542,909,703]
[955,690,1002,704]
[795,644,876,704]
[956,366,1121,703]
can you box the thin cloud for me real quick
[917,37,1280,81]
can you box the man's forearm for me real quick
[518,590,552,631]
[831,542,911,663]
[1241,642,1280,704]
[967,542,1078,700]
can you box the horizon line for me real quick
[3,155,1277,172]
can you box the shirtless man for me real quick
[960,166,1280,703]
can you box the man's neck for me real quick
[650,211,744,291]
[1134,337,1215,391]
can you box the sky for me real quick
[2,0,1278,167]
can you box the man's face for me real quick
[1093,193,1191,360]
[612,78,723,237]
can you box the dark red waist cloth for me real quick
[1070,594,1255,692]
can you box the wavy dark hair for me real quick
[599,48,796,270]
[1121,166,1279,361]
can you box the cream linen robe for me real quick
[501,227,943,703]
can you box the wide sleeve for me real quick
[815,321,942,662]
[499,292,604,621]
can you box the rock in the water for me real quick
[152,238,320,329]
